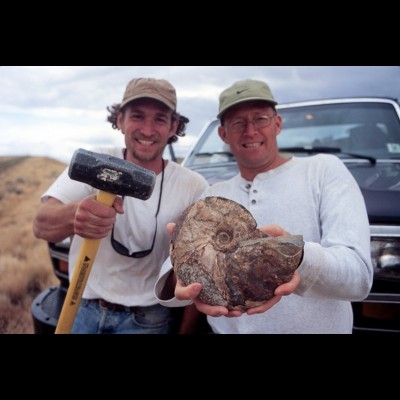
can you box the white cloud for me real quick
[1,66,399,163]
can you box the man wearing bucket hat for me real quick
[33,77,208,334]
[156,79,373,334]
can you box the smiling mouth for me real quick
[243,142,263,148]
[137,139,156,146]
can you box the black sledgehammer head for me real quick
[68,148,156,200]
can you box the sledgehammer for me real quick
[55,148,156,334]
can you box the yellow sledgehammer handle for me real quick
[55,190,117,334]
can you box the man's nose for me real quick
[244,120,258,134]
[139,118,156,135]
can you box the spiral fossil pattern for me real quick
[170,196,304,311]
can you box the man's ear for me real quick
[169,118,179,139]
[117,112,123,130]
[218,125,228,144]
[274,114,282,136]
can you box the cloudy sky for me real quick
[1,66,399,163]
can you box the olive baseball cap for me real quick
[120,78,177,111]
[217,79,277,118]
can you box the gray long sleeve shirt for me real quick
[155,155,373,333]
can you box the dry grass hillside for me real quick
[0,156,67,334]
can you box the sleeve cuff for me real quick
[154,265,193,308]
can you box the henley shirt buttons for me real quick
[246,184,251,189]
[251,199,256,205]
[253,189,258,193]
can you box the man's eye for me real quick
[155,117,168,124]
[232,121,245,127]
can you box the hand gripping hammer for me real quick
[55,148,156,334]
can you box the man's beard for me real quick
[129,146,162,163]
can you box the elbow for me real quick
[354,271,374,301]
[32,216,46,240]
[32,216,41,238]
[32,213,57,242]
[345,259,374,302]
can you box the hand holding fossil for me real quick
[170,197,304,311]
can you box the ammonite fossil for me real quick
[170,196,304,311]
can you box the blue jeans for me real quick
[71,299,173,334]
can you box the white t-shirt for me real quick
[43,147,209,307]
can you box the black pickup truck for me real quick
[32,97,400,334]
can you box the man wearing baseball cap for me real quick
[158,79,372,334]
[34,77,208,334]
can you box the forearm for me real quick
[33,197,78,243]
[296,242,373,301]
